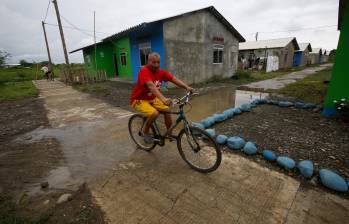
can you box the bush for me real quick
[234,70,251,79]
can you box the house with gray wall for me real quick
[293,43,312,67]
[238,37,300,70]
[309,48,323,64]
[70,6,245,84]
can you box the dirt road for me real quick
[27,79,349,223]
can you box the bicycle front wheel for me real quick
[177,127,221,173]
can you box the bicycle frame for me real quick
[152,104,191,146]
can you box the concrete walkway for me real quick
[32,79,349,224]
[241,64,332,90]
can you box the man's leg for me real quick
[143,110,159,135]
[163,111,172,130]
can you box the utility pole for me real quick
[52,0,69,65]
[41,21,53,75]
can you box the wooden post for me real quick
[41,21,53,73]
[35,63,39,80]
[52,0,70,65]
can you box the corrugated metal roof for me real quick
[69,41,104,54]
[298,43,312,52]
[103,6,245,42]
[70,6,245,53]
[239,37,299,51]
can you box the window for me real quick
[139,42,151,66]
[120,52,127,66]
[85,55,91,64]
[100,51,104,58]
[213,45,224,64]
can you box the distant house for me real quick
[293,43,312,67]
[309,48,323,64]
[70,6,245,84]
[239,37,300,70]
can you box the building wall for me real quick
[163,10,239,84]
[300,48,310,66]
[278,42,296,69]
[83,42,115,78]
[113,37,132,79]
[129,22,165,82]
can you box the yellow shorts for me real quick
[132,98,169,117]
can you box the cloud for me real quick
[0,0,340,64]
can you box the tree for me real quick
[0,50,11,67]
[19,59,33,67]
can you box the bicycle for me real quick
[128,92,222,173]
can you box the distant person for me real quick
[41,64,53,81]
[130,52,193,143]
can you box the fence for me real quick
[59,67,108,84]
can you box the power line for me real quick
[43,0,51,22]
[44,22,107,40]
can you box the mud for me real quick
[214,105,349,182]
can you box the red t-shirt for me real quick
[130,65,173,104]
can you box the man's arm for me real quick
[170,77,193,92]
[146,81,171,105]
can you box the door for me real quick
[113,54,119,77]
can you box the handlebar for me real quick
[172,91,199,106]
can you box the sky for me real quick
[0,0,340,64]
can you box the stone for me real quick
[205,129,216,138]
[262,150,277,162]
[329,155,336,160]
[295,102,306,109]
[192,122,205,130]
[278,101,293,108]
[240,104,252,112]
[297,160,314,178]
[276,156,296,169]
[43,200,50,205]
[56,193,72,204]
[319,169,348,192]
[242,142,258,155]
[310,177,318,186]
[41,181,49,189]
[303,103,316,109]
[201,117,215,128]
[216,135,228,145]
[233,108,242,114]
[223,109,234,118]
[227,136,246,151]
[213,114,227,123]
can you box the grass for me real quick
[73,82,110,95]
[0,67,59,101]
[277,67,332,104]
[0,193,51,224]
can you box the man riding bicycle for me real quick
[130,52,193,144]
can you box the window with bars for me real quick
[120,52,127,66]
[213,45,224,64]
[139,42,151,66]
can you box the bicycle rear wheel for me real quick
[128,114,156,151]
[177,127,221,173]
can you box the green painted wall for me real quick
[113,37,132,79]
[324,4,349,115]
[82,42,115,78]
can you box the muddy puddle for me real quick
[187,88,269,121]
[18,118,134,196]
[19,87,268,196]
